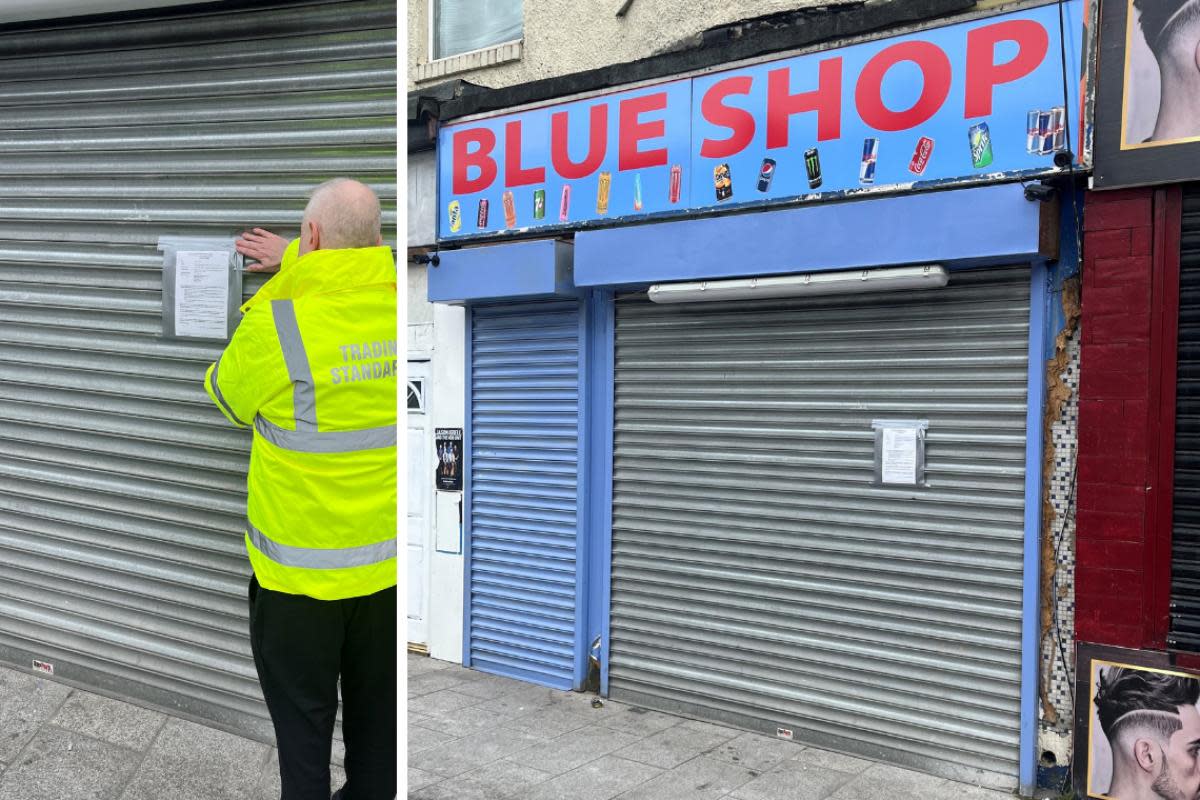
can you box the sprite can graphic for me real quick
[969,122,993,168]
[533,189,546,220]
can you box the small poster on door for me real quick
[871,419,928,487]
[435,428,463,491]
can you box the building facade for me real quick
[414,0,1092,794]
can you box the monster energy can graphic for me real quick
[968,122,993,168]
[803,148,822,189]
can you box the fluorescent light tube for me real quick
[647,265,950,304]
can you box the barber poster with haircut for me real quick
[1075,645,1200,799]
[1094,0,1200,186]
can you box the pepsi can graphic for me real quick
[476,198,489,228]
[533,188,546,220]
[757,158,776,192]
[968,122,993,168]
[804,148,822,189]
[633,173,643,211]
[859,138,879,184]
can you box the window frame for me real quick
[427,0,523,64]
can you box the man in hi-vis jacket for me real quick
[205,178,397,800]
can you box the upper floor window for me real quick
[433,0,522,60]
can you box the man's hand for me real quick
[236,228,289,273]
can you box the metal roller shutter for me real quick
[609,266,1031,787]
[468,300,582,690]
[0,0,395,740]
[1171,185,1200,651]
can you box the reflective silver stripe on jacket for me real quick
[247,522,396,569]
[209,359,247,427]
[254,415,396,453]
[271,299,317,431]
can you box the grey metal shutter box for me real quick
[1171,185,1200,651]
[0,0,395,740]
[468,300,583,690]
[608,266,1031,788]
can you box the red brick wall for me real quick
[1076,187,1156,648]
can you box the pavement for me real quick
[408,653,1020,800]
[0,663,343,800]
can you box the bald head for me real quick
[298,178,382,256]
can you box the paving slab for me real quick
[408,722,460,757]
[503,705,594,739]
[613,720,740,770]
[614,754,761,800]
[408,689,480,718]
[407,767,441,794]
[709,731,807,773]
[829,761,952,800]
[408,671,476,698]
[788,745,875,774]
[0,726,140,800]
[522,755,663,800]
[730,757,858,800]
[50,690,166,752]
[415,704,512,738]
[0,668,72,763]
[408,726,544,779]
[588,703,682,738]
[507,725,642,775]
[119,717,269,800]
[410,757,553,800]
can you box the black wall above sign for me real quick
[1094,0,1200,188]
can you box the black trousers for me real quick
[249,575,397,800]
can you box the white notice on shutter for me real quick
[174,250,229,338]
[880,426,918,485]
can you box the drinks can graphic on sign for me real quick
[596,171,612,214]
[669,164,683,203]
[713,163,732,201]
[908,137,934,175]
[476,198,489,228]
[804,148,822,189]
[968,123,993,168]
[859,139,879,184]
[757,158,776,192]
[447,200,462,233]
[533,189,546,220]
[559,184,571,221]
[633,173,643,211]
[501,191,516,228]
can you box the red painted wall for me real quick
[1076,187,1158,649]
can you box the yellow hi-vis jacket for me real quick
[203,240,397,601]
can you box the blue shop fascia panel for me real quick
[428,2,1085,790]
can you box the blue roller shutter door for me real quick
[467,299,583,690]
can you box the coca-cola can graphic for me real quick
[669,164,682,204]
[908,137,934,175]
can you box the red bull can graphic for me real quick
[757,158,776,192]
[477,198,489,228]
[803,148,821,189]
[559,184,571,222]
[1051,106,1067,153]
[859,138,879,184]
[447,200,462,233]
[502,191,516,228]
[1026,107,1068,155]
[968,122,993,168]
[533,188,546,220]
[908,137,934,175]
[669,164,682,204]
[633,173,643,211]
